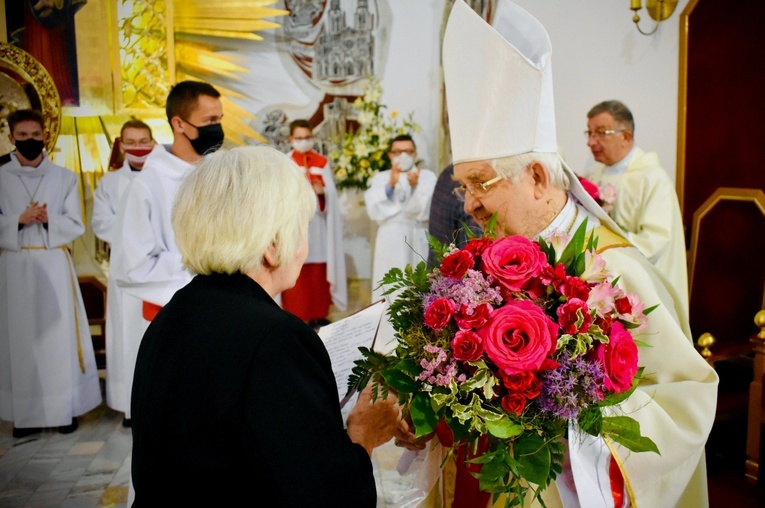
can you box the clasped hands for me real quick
[389,164,419,189]
[19,201,48,225]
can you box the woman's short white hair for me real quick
[489,152,570,190]
[172,145,316,276]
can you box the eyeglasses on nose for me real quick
[452,175,503,202]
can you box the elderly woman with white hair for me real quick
[129,146,400,506]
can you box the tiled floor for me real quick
[0,389,418,508]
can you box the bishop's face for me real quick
[453,160,540,239]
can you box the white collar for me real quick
[536,194,600,241]
[603,146,636,176]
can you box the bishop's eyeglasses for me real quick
[452,175,503,202]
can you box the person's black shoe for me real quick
[58,418,79,434]
[12,426,42,438]
[122,417,132,428]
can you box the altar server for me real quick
[0,109,101,437]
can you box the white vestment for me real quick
[109,147,194,418]
[283,150,347,311]
[586,148,689,314]
[365,168,437,301]
[0,152,101,427]
[92,153,159,418]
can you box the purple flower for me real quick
[536,351,605,419]
[424,269,503,315]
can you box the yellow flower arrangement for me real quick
[330,79,420,191]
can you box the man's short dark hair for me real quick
[165,81,221,124]
[289,119,311,135]
[120,119,154,140]
[587,100,635,133]
[389,133,416,152]
[7,109,45,133]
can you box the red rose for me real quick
[614,296,632,315]
[561,276,591,301]
[501,393,527,415]
[557,298,593,335]
[451,330,485,362]
[501,370,542,399]
[478,300,558,375]
[463,237,492,256]
[455,302,492,330]
[595,322,639,393]
[423,297,455,330]
[440,250,474,279]
[481,236,549,293]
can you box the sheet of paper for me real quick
[318,299,386,422]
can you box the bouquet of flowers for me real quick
[348,220,659,505]
[578,176,617,216]
[330,78,420,191]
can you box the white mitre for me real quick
[443,0,621,233]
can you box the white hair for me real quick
[489,152,570,189]
[172,145,316,276]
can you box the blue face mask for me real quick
[182,119,224,155]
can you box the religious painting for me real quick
[4,0,87,107]
[0,42,61,158]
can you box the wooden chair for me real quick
[77,275,107,370]
[745,310,765,485]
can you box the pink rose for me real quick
[501,393,527,415]
[455,302,492,330]
[481,236,549,293]
[478,300,558,375]
[557,298,593,335]
[440,250,474,279]
[451,330,485,362]
[423,297,455,330]
[595,322,639,394]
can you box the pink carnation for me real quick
[557,298,593,335]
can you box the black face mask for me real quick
[14,138,45,161]
[182,119,224,155]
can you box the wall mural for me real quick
[253,0,387,153]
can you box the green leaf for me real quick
[380,369,419,394]
[410,392,438,437]
[643,303,659,315]
[515,432,552,486]
[486,416,524,439]
[558,217,589,267]
[601,416,660,454]
[578,406,603,436]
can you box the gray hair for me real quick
[587,100,635,133]
[490,152,570,190]
[172,145,316,276]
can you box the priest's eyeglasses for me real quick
[583,129,625,140]
[452,175,504,202]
